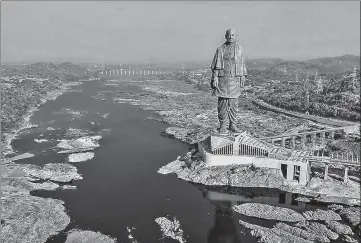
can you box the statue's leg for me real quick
[218,97,228,132]
[229,98,241,132]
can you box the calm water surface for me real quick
[11,77,334,243]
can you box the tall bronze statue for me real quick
[211,28,247,133]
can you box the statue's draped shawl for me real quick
[211,42,247,77]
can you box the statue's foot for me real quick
[229,124,241,133]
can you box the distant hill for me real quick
[245,55,360,85]
[248,55,358,72]
[247,58,285,70]
[305,55,360,71]
[1,62,95,81]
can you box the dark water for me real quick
[11,78,340,243]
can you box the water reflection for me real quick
[198,185,314,242]
[197,184,308,211]
[207,199,243,243]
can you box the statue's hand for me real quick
[213,78,219,88]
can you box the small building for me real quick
[198,132,311,185]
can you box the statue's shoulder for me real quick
[236,43,243,51]
[217,42,227,50]
[236,43,245,55]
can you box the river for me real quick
[11,77,335,243]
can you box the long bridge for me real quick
[260,125,358,150]
[99,69,171,76]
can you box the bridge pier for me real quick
[291,136,296,149]
[324,164,329,180]
[285,192,293,205]
[281,138,286,147]
[301,134,306,149]
[344,167,349,183]
[321,132,326,146]
[311,133,316,147]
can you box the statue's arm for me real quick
[241,52,247,77]
[211,69,219,88]
[211,48,220,88]
[240,52,247,87]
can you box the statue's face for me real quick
[225,30,236,43]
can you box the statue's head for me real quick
[225,28,236,44]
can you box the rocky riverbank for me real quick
[1,80,116,243]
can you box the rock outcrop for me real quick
[155,217,186,243]
[65,229,116,243]
[234,203,305,222]
[302,209,342,221]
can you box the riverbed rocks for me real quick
[65,229,116,243]
[295,221,339,240]
[2,177,60,196]
[342,235,359,242]
[64,127,90,138]
[328,204,361,226]
[2,195,70,243]
[239,220,313,243]
[68,152,95,163]
[327,204,361,237]
[325,220,353,235]
[9,152,34,162]
[53,108,87,120]
[155,217,186,243]
[238,219,355,243]
[56,135,102,153]
[34,138,49,143]
[302,209,342,221]
[21,163,83,182]
[234,203,305,222]
[274,222,330,242]
[338,207,361,226]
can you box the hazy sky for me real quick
[1,1,360,64]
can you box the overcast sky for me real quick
[1,1,360,64]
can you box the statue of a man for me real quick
[211,28,247,133]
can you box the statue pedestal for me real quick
[210,129,247,140]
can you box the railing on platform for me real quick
[238,144,268,157]
[212,143,233,155]
[212,143,360,166]
[212,143,269,157]
[309,150,360,165]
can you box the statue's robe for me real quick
[211,42,247,99]
[210,42,247,127]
